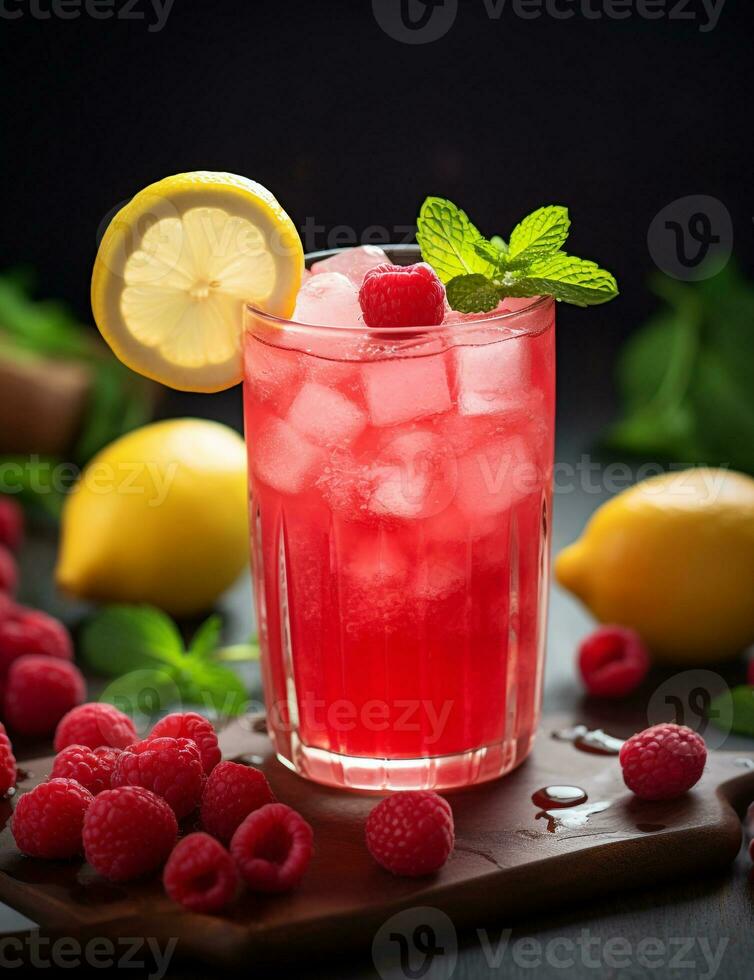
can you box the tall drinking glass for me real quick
[243,246,555,791]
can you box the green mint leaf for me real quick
[214,641,261,662]
[81,604,185,676]
[99,667,181,718]
[504,252,619,307]
[416,197,499,284]
[490,235,508,254]
[473,240,506,269]
[507,205,571,261]
[188,614,222,660]
[180,660,247,716]
[708,685,754,738]
[446,274,502,314]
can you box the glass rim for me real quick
[245,243,554,339]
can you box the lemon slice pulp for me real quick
[92,172,303,392]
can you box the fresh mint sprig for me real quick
[417,198,619,312]
[81,604,259,717]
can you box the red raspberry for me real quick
[51,745,121,795]
[0,722,17,796]
[366,791,454,877]
[0,606,73,677]
[0,592,15,621]
[619,723,707,801]
[0,545,17,596]
[0,497,23,552]
[12,778,93,858]
[359,263,445,329]
[83,785,177,882]
[200,761,275,844]
[163,832,238,913]
[54,702,137,753]
[112,737,204,819]
[149,712,221,775]
[3,656,85,736]
[578,625,650,699]
[230,803,313,893]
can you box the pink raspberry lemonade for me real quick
[244,245,555,790]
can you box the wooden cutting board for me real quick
[1,716,752,969]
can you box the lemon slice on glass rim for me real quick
[91,172,304,392]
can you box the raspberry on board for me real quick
[0,497,23,552]
[12,778,93,859]
[3,656,86,737]
[619,723,707,801]
[112,736,204,819]
[0,607,73,677]
[149,712,221,775]
[359,263,446,329]
[0,722,17,797]
[51,745,121,795]
[0,545,17,596]
[83,785,178,882]
[200,761,275,844]
[163,832,239,913]
[230,803,313,893]
[54,702,137,753]
[578,625,650,699]
[366,791,454,877]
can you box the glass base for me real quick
[274,731,537,792]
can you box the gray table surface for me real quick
[4,408,753,979]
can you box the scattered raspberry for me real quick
[0,497,23,552]
[163,832,238,913]
[112,737,204,819]
[366,791,454,877]
[619,723,707,801]
[83,785,177,882]
[578,625,650,699]
[230,803,313,893]
[0,606,73,677]
[54,702,137,753]
[51,745,121,795]
[359,263,445,329]
[3,656,85,736]
[12,778,93,858]
[0,546,17,596]
[150,712,221,775]
[200,761,275,844]
[0,722,17,796]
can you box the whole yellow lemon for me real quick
[56,419,249,616]
[555,468,754,664]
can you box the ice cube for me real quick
[243,337,302,412]
[252,417,324,495]
[310,245,389,286]
[293,272,363,328]
[414,558,466,601]
[454,436,539,517]
[287,382,366,448]
[454,337,530,417]
[442,299,510,326]
[368,431,457,520]
[362,357,452,427]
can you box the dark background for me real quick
[2,0,753,433]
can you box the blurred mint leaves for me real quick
[605,264,754,473]
[81,604,259,717]
[417,199,618,312]
[0,267,153,514]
